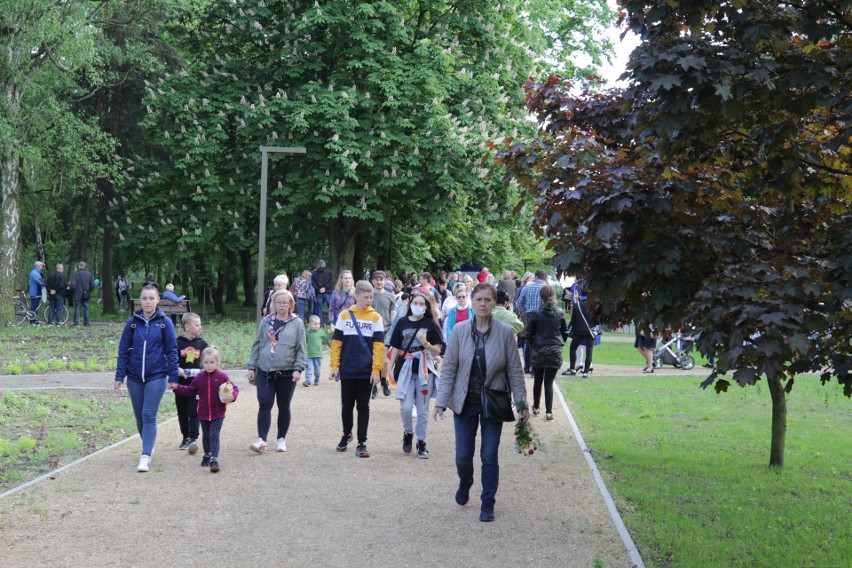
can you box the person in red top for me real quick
[169,347,238,473]
[477,267,490,283]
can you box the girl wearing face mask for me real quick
[387,291,444,458]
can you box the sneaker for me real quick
[336,432,353,452]
[201,454,211,467]
[702,363,714,369]
[381,377,391,397]
[402,432,414,454]
[370,385,378,400]
[209,458,220,473]
[303,381,310,387]
[643,367,654,374]
[276,438,287,452]
[250,438,267,453]
[561,369,576,376]
[355,443,370,458]
[480,505,495,522]
[581,372,589,378]
[137,455,151,473]
[532,406,540,416]
[314,380,320,385]
[178,438,191,450]
[416,440,429,459]
[187,439,199,455]
[545,412,554,421]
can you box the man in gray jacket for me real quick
[71,261,95,327]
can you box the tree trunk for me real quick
[78,187,92,262]
[328,215,359,278]
[767,375,787,468]
[0,153,22,325]
[213,262,225,314]
[101,225,116,314]
[353,230,365,283]
[240,249,254,307]
[225,249,239,302]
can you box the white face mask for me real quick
[410,305,427,317]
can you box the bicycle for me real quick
[13,291,39,326]
[39,298,69,325]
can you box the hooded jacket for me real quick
[173,369,238,421]
[115,309,179,384]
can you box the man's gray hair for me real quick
[55,263,63,271]
[78,261,86,269]
[34,261,44,268]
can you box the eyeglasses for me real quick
[274,300,292,305]
[456,294,467,298]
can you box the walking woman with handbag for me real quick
[433,282,529,522]
[566,287,599,378]
[388,290,443,458]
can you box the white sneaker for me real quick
[137,454,151,472]
[250,438,267,453]
[276,438,287,452]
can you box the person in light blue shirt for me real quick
[28,261,46,315]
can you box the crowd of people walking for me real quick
[111,260,609,522]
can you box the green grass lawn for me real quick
[562,333,711,368]
[560,374,852,568]
[0,390,176,493]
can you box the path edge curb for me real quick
[556,386,646,568]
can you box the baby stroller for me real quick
[654,330,696,370]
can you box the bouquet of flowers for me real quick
[513,400,541,456]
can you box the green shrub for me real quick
[7,363,23,375]
[48,359,67,371]
[86,359,103,372]
[69,360,85,372]
[26,363,41,374]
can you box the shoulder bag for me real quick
[473,327,515,422]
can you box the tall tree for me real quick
[497,1,851,467]
[120,0,613,300]
[0,0,108,324]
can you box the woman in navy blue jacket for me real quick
[114,285,179,472]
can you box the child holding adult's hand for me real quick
[170,347,238,473]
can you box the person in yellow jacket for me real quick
[329,280,385,458]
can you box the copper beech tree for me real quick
[495,0,851,467]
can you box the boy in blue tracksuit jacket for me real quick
[114,285,179,472]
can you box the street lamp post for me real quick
[256,146,306,320]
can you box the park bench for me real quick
[131,298,191,315]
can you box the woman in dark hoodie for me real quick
[525,285,569,420]
[114,285,179,472]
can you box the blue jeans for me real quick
[305,357,322,384]
[255,369,297,441]
[49,295,64,325]
[74,299,90,325]
[400,372,433,441]
[126,377,168,456]
[314,292,331,321]
[454,399,504,507]
[296,297,309,320]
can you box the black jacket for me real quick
[312,267,334,292]
[526,306,570,347]
[46,271,67,297]
[569,299,597,338]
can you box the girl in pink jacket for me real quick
[170,347,238,473]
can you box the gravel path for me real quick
[0,362,675,567]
